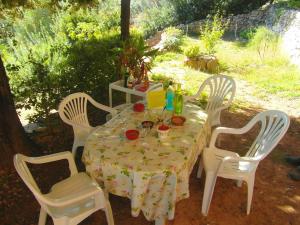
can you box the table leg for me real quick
[109,87,112,107]
[155,218,166,225]
[126,93,131,104]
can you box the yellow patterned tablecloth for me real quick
[82,103,209,221]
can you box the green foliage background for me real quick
[0,0,277,121]
[2,2,123,120]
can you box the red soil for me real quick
[1,107,300,225]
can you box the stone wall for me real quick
[267,7,300,67]
[178,5,269,35]
[179,4,300,67]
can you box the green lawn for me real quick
[151,36,300,99]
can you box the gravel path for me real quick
[235,78,300,117]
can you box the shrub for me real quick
[239,27,257,41]
[200,13,227,54]
[160,27,184,51]
[248,26,279,61]
[275,0,300,9]
[184,45,200,58]
[170,0,269,24]
[4,5,123,121]
[288,0,300,8]
[134,1,175,38]
[115,30,158,82]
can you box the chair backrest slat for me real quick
[199,75,236,114]
[246,110,289,160]
[59,93,90,127]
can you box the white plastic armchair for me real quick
[198,110,290,216]
[58,92,117,157]
[13,151,115,225]
[185,75,236,127]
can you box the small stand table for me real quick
[109,80,163,107]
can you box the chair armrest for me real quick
[208,121,257,149]
[89,98,118,117]
[212,147,240,158]
[45,186,102,207]
[25,152,78,176]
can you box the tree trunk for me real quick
[121,0,131,41]
[0,55,34,169]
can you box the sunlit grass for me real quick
[152,36,300,100]
[152,50,209,96]
[216,40,300,98]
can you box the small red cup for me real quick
[125,129,139,140]
[133,103,145,112]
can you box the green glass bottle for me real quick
[124,68,130,88]
[173,83,183,115]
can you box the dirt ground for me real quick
[1,106,300,225]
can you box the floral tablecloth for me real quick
[82,103,209,221]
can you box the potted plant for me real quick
[184,13,227,73]
[199,13,227,73]
[117,36,158,87]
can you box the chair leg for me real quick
[211,112,221,127]
[38,207,47,225]
[72,142,79,158]
[197,156,203,178]
[246,176,255,215]
[236,180,243,187]
[155,217,166,225]
[104,187,109,199]
[202,172,217,216]
[53,218,69,225]
[104,200,115,225]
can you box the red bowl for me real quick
[133,103,145,112]
[125,129,139,140]
[171,116,186,126]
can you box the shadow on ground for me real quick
[0,106,300,225]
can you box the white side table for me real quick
[109,80,163,107]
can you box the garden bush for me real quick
[134,1,175,38]
[239,27,257,41]
[159,27,184,51]
[3,4,128,121]
[184,45,200,58]
[248,26,279,61]
[200,13,227,54]
[170,0,270,24]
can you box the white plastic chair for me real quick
[58,92,117,157]
[185,75,236,127]
[14,151,115,225]
[198,110,290,216]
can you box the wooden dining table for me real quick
[82,102,209,225]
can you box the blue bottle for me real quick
[165,82,174,111]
